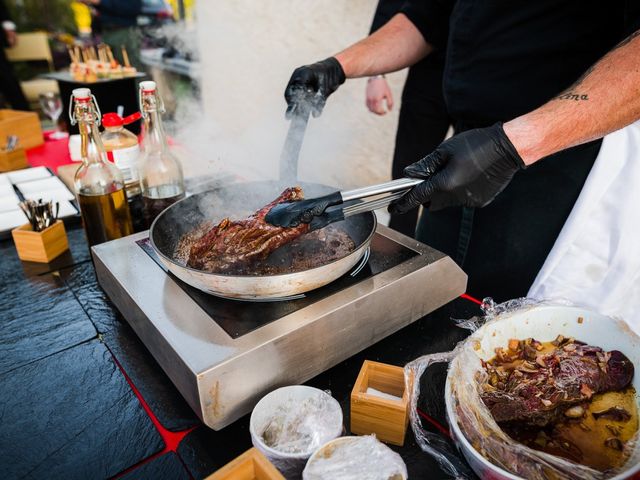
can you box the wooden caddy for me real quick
[207,448,284,480]
[0,109,44,150]
[350,360,410,446]
[0,147,28,172]
[12,220,69,263]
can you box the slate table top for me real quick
[0,224,481,480]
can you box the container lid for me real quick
[72,88,91,100]
[102,111,142,127]
[139,81,156,93]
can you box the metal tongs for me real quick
[265,177,422,230]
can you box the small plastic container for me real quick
[250,386,343,478]
[101,111,141,185]
[101,111,145,232]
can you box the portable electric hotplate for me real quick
[93,225,466,429]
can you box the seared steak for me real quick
[481,339,634,427]
[187,187,310,273]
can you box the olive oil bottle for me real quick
[70,88,133,246]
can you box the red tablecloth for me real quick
[26,132,74,174]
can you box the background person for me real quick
[0,0,29,110]
[285,2,640,302]
[365,0,450,237]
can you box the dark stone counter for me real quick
[0,225,479,479]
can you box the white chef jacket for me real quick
[528,121,640,334]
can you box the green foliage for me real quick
[6,0,77,34]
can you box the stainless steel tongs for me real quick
[265,177,422,229]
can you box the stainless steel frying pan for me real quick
[149,181,376,300]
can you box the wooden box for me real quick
[12,220,69,263]
[0,147,28,172]
[0,109,44,150]
[206,448,284,480]
[350,360,410,446]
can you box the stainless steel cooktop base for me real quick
[93,225,466,430]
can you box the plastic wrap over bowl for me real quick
[445,304,640,480]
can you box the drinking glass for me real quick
[39,92,66,139]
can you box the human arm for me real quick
[504,30,640,166]
[285,14,431,117]
[335,13,432,78]
[284,0,458,115]
[391,29,640,213]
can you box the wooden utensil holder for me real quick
[0,147,28,172]
[351,360,410,446]
[207,448,284,480]
[0,109,43,149]
[12,220,69,263]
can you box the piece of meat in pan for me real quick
[187,187,310,273]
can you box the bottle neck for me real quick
[142,109,168,153]
[75,100,108,165]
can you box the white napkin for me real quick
[0,209,27,230]
[366,387,402,402]
[16,176,68,195]
[7,166,51,183]
[23,189,75,202]
[0,174,11,187]
[55,201,78,217]
[529,121,640,334]
[0,192,20,212]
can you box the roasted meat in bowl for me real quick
[444,305,640,480]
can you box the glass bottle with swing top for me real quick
[71,88,133,246]
[137,81,185,227]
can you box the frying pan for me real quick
[149,181,376,300]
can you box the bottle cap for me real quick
[102,111,142,127]
[72,88,91,100]
[102,112,123,127]
[139,81,156,93]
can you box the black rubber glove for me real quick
[389,123,525,213]
[284,57,346,118]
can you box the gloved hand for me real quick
[284,57,346,118]
[389,123,525,213]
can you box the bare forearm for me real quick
[335,14,433,78]
[505,30,640,166]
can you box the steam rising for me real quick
[157,1,407,223]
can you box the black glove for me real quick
[284,57,345,118]
[389,123,525,213]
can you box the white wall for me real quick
[194,0,406,189]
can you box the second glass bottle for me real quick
[137,81,185,227]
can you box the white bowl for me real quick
[250,385,343,478]
[445,304,640,480]
[303,436,407,480]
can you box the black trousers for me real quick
[0,48,29,111]
[416,136,601,302]
[389,58,450,236]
